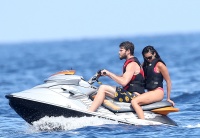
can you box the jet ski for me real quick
[5,70,179,126]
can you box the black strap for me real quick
[130,80,145,86]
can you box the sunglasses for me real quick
[145,56,153,60]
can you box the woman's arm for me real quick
[157,62,175,106]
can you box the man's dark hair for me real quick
[119,41,134,55]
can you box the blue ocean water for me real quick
[0,33,200,137]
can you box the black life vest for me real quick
[123,57,145,94]
[143,58,165,91]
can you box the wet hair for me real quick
[119,41,134,55]
[142,45,165,66]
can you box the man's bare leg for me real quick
[88,85,115,112]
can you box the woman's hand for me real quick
[167,99,175,106]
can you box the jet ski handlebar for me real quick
[88,69,106,84]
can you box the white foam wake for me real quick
[185,123,200,128]
[27,114,164,132]
[30,116,118,131]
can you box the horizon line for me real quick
[1,31,200,45]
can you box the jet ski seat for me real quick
[89,94,172,113]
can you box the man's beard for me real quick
[119,54,127,60]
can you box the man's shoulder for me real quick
[126,61,139,68]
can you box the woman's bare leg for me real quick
[131,100,145,119]
[88,85,115,112]
[131,89,164,119]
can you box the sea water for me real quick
[0,33,200,137]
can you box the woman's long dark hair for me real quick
[142,45,165,67]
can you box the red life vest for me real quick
[123,57,145,94]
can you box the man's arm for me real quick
[102,62,138,86]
